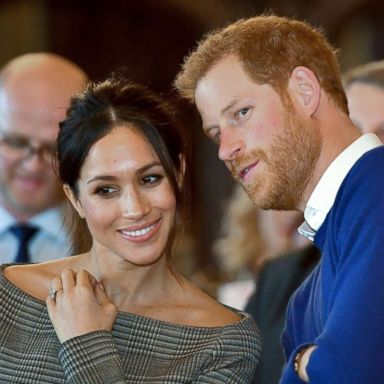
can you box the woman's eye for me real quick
[207,129,220,144]
[142,174,163,186]
[95,186,117,197]
[212,131,221,144]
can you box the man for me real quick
[240,59,384,384]
[0,53,87,263]
[175,15,384,383]
[343,60,384,141]
[245,245,320,384]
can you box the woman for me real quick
[0,76,261,383]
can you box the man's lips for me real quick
[237,161,259,181]
[15,175,46,191]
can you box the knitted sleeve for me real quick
[283,148,384,384]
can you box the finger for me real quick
[88,273,99,289]
[76,270,98,295]
[61,269,76,291]
[45,297,59,338]
[48,276,63,301]
[77,270,100,290]
[95,283,112,305]
[50,276,62,291]
[76,269,91,287]
[46,294,56,315]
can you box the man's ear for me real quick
[63,184,85,218]
[288,66,320,116]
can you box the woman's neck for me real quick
[74,249,181,311]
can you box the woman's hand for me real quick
[46,269,118,343]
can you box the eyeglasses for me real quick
[0,134,56,163]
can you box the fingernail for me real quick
[98,283,105,291]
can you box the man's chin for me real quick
[244,184,299,211]
[12,202,49,216]
[4,193,58,217]
[242,184,265,208]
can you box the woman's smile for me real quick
[118,217,162,244]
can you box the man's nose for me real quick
[218,126,245,161]
[20,149,48,170]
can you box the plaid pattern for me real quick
[0,266,261,383]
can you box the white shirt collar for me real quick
[29,203,72,242]
[0,203,70,243]
[0,206,16,234]
[298,133,382,241]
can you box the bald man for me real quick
[343,60,384,142]
[0,53,87,263]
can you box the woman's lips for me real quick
[118,218,161,244]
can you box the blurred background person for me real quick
[343,59,384,141]
[0,53,87,264]
[214,184,319,384]
[213,185,266,309]
[244,238,320,384]
[214,185,310,310]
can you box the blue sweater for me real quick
[280,146,384,383]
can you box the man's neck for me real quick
[299,120,362,211]
[0,201,57,223]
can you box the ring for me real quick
[49,287,62,301]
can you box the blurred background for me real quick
[2,0,383,290]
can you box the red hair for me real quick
[175,15,348,113]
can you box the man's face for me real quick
[0,88,63,219]
[346,82,384,141]
[195,55,321,210]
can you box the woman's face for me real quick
[65,124,177,266]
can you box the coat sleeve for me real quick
[59,331,127,384]
[193,317,262,383]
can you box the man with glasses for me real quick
[0,53,87,263]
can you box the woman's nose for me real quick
[121,188,151,220]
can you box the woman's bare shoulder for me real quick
[4,257,77,301]
[178,277,241,327]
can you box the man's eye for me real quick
[236,107,250,119]
[3,136,29,149]
[44,143,57,155]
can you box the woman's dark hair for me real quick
[57,75,190,261]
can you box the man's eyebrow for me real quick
[221,99,238,115]
[203,99,239,133]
